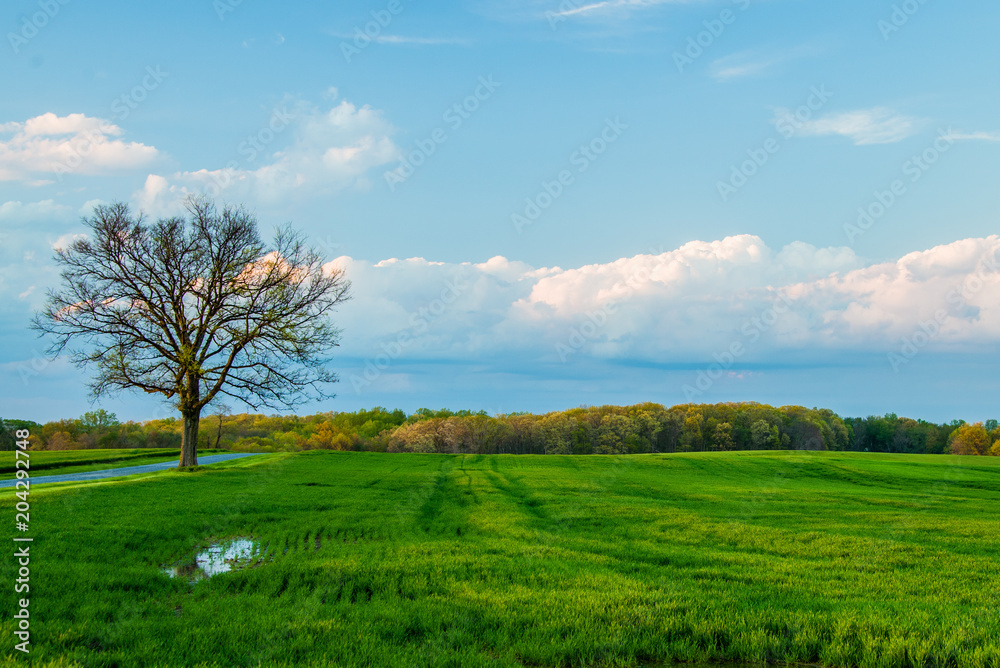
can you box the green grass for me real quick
[0,449,232,480]
[2,450,1000,667]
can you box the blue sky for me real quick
[2,0,999,424]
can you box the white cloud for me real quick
[941,130,1000,142]
[0,199,74,223]
[710,45,820,81]
[712,59,776,81]
[134,99,400,216]
[51,233,88,251]
[773,107,920,145]
[552,0,686,18]
[333,235,1000,364]
[369,35,472,46]
[791,237,1000,347]
[79,199,107,214]
[0,112,159,181]
[330,30,471,46]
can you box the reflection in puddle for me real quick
[163,538,265,580]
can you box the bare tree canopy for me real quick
[33,198,351,467]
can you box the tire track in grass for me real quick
[482,470,549,521]
[458,454,480,505]
[414,457,475,536]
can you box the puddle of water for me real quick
[163,537,265,581]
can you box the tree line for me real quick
[4,403,1000,457]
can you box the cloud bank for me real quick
[332,235,1000,367]
[4,226,999,418]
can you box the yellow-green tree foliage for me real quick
[949,423,991,456]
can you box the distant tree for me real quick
[0,422,14,452]
[750,420,775,450]
[484,419,516,455]
[440,417,472,454]
[712,422,734,451]
[655,411,684,453]
[596,413,633,454]
[680,413,705,452]
[464,415,518,454]
[78,409,120,430]
[46,431,74,451]
[207,403,231,450]
[539,413,573,455]
[33,199,351,467]
[629,409,662,453]
[389,419,440,453]
[949,423,990,456]
[868,415,895,451]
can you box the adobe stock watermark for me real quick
[544,0,638,30]
[53,65,169,182]
[213,0,245,21]
[8,0,71,54]
[203,105,296,197]
[512,117,627,234]
[717,85,833,202]
[16,349,55,386]
[555,246,661,362]
[555,302,619,363]
[110,66,169,122]
[350,276,469,392]
[383,76,501,192]
[314,235,345,259]
[681,293,794,401]
[887,252,998,372]
[339,0,408,63]
[878,0,931,40]
[843,128,955,244]
[672,0,753,73]
[12,425,32,655]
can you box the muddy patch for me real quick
[163,537,267,581]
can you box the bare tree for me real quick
[209,402,231,450]
[33,198,351,467]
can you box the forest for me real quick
[3,402,999,457]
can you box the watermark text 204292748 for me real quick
[12,428,32,654]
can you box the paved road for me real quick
[0,453,264,488]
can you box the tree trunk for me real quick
[180,409,200,467]
[214,414,223,450]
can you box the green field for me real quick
[3,450,1000,667]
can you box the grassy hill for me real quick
[3,450,999,667]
